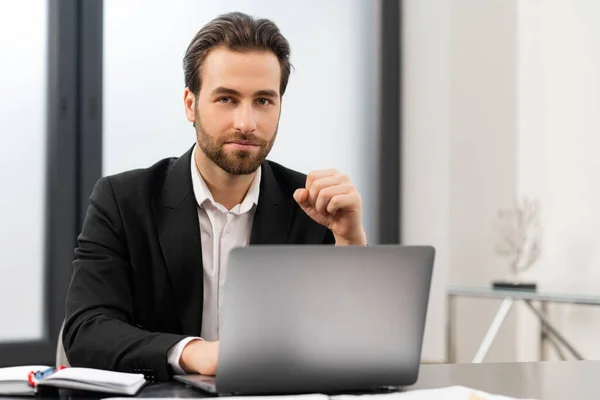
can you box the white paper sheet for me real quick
[105,386,537,400]
[333,386,537,400]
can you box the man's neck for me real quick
[194,147,257,210]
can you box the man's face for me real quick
[190,46,281,175]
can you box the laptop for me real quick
[174,245,435,396]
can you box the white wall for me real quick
[448,0,519,363]
[406,0,600,364]
[402,0,451,363]
[0,0,47,341]
[516,0,600,361]
[103,0,380,243]
[403,0,519,362]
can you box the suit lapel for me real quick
[250,162,295,245]
[152,146,204,336]
[152,153,295,335]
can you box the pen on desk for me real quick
[28,366,67,387]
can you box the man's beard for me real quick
[194,112,277,175]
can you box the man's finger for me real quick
[326,193,358,215]
[314,184,354,215]
[293,188,309,205]
[306,169,339,191]
[308,174,347,204]
[295,194,330,227]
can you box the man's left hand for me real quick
[293,169,367,246]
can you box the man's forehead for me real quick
[201,47,281,94]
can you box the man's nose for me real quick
[233,103,257,133]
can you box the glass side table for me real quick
[446,286,600,363]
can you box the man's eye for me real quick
[256,98,270,106]
[218,97,232,103]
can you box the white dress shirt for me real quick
[167,146,261,374]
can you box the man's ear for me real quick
[184,87,196,126]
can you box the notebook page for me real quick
[0,366,50,382]
[44,368,144,388]
[43,378,146,395]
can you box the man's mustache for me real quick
[221,133,266,146]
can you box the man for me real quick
[63,12,367,381]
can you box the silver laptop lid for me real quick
[216,245,435,395]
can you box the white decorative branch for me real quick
[495,197,542,276]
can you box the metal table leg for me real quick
[538,301,566,361]
[472,297,515,363]
[545,328,567,360]
[539,301,548,361]
[446,294,455,363]
[524,300,584,360]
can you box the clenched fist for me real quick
[293,169,367,246]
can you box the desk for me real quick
[411,360,600,399]
[3,361,598,399]
[446,286,600,363]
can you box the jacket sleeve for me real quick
[62,177,186,381]
[323,228,336,245]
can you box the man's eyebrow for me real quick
[254,89,279,98]
[210,87,279,98]
[211,86,241,96]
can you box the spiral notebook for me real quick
[0,365,146,396]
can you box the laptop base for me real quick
[175,374,404,397]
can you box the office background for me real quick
[0,0,400,366]
[404,0,600,363]
[2,0,600,369]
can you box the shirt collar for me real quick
[190,145,261,214]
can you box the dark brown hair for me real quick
[183,12,292,97]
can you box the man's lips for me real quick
[225,140,260,150]
[226,140,259,146]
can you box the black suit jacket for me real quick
[63,146,334,381]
